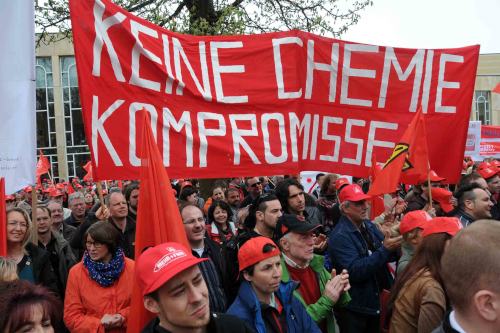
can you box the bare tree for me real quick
[36,0,373,44]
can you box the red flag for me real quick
[127,112,189,333]
[83,161,93,181]
[36,150,50,178]
[493,83,500,94]
[368,109,430,196]
[0,178,7,256]
[368,154,385,220]
[66,183,75,194]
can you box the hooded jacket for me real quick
[227,280,321,333]
[280,254,351,333]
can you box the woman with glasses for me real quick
[5,207,59,294]
[64,221,134,332]
[206,200,237,246]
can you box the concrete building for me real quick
[35,38,500,180]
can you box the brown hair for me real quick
[320,173,339,196]
[0,280,61,332]
[83,221,121,255]
[441,220,500,311]
[389,233,451,310]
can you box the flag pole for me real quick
[427,165,433,210]
[30,185,38,244]
[96,181,105,210]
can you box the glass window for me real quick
[474,91,491,125]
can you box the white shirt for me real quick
[449,311,468,333]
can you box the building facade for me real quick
[35,38,500,180]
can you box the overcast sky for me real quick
[341,0,499,54]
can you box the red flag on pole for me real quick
[127,111,190,333]
[36,150,50,178]
[493,82,500,94]
[83,161,93,181]
[0,178,7,256]
[368,108,430,196]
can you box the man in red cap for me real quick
[397,210,432,275]
[227,236,321,333]
[453,183,493,227]
[477,165,500,220]
[136,242,253,333]
[328,184,402,333]
[431,187,455,217]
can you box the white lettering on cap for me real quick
[154,247,187,272]
[354,187,362,193]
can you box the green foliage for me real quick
[35,0,373,44]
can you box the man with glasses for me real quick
[240,177,263,208]
[277,214,351,333]
[328,184,402,333]
[180,203,230,312]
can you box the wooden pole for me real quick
[96,181,106,210]
[427,169,433,209]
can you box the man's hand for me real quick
[313,234,328,252]
[383,231,402,251]
[101,314,115,329]
[323,269,347,303]
[96,205,110,221]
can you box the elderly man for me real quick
[136,242,253,332]
[64,192,87,227]
[433,220,500,333]
[47,200,76,242]
[277,214,351,333]
[328,184,402,333]
[453,183,493,227]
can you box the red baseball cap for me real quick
[5,195,15,201]
[339,184,370,203]
[55,183,65,190]
[477,161,492,171]
[421,217,462,238]
[136,242,207,296]
[478,167,498,180]
[399,210,431,235]
[431,188,454,213]
[335,178,350,191]
[238,236,281,272]
[49,189,64,197]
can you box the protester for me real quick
[64,192,87,227]
[275,178,322,225]
[434,220,500,333]
[47,200,77,242]
[312,173,326,199]
[453,183,493,227]
[431,187,455,217]
[405,170,445,213]
[397,210,432,275]
[0,279,62,333]
[206,200,237,246]
[64,221,134,332]
[328,184,401,333]
[203,183,227,214]
[316,173,342,233]
[136,242,254,332]
[239,193,283,246]
[227,236,321,332]
[389,217,462,333]
[477,165,500,219]
[123,181,139,221]
[226,187,241,221]
[0,257,18,282]
[228,177,245,201]
[276,214,351,333]
[180,204,229,312]
[84,191,96,212]
[36,205,77,296]
[179,186,199,206]
[5,207,59,294]
[240,177,264,208]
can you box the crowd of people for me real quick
[1,159,500,333]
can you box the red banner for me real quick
[69,0,479,182]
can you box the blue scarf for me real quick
[83,248,125,287]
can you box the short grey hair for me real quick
[68,192,85,206]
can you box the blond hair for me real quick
[0,257,18,282]
[6,207,33,252]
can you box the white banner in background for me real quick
[0,0,36,194]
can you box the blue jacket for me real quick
[327,215,395,315]
[227,280,321,333]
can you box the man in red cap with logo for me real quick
[328,184,402,333]
[397,210,432,275]
[227,236,321,333]
[136,242,254,333]
[405,170,446,214]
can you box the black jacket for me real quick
[141,313,256,333]
[21,243,60,296]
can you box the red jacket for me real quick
[64,258,135,333]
